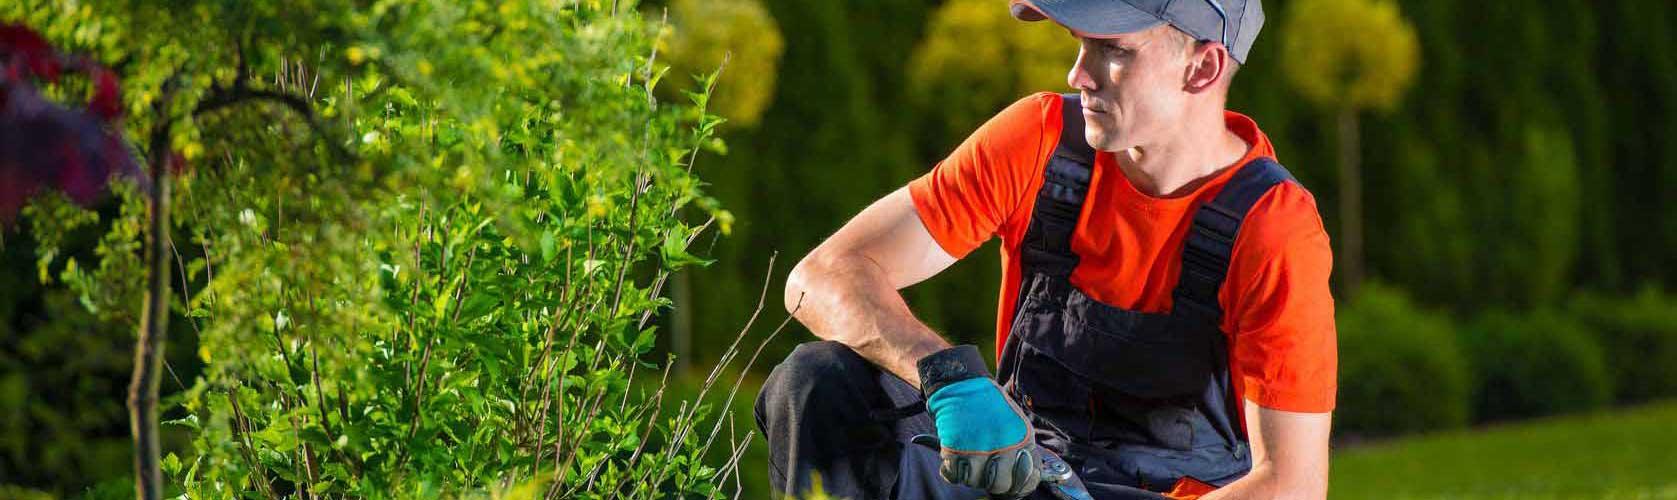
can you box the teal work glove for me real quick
[917,345,1042,497]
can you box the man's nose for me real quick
[1067,46,1097,92]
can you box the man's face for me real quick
[1067,25,1194,152]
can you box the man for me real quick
[756,0,1336,498]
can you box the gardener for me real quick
[756,0,1335,498]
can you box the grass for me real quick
[1329,400,1677,499]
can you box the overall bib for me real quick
[995,93,1295,493]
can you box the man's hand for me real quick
[918,345,1042,497]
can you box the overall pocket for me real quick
[1005,280,1225,451]
[1069,290,1220,400]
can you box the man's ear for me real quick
[1183,42,1230,93]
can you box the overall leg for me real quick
[756,341,906,498]
[757,341,987,499]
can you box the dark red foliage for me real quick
[89,69,121,120]
[0,23,138,221]
[0,23,59,82]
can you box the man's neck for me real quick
[1113,108,1250,198]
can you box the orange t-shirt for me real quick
[908,92,1337,413]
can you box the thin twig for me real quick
[607,354,677,497]
[227,388,278,500]
[691,295,801,479]
[549,388,608,498]
[705,424,755,500]
[661,252,777,461]
[630,252,777,491]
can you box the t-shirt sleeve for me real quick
[908,92,1061,259]
[1221,183,1338,413]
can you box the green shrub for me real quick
[15,0,744,497]
[1335,283,1472,438]
[0,486,54,500]
[1462,310,1612,422]
[1567,287,1677,403]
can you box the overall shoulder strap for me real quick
[1172,157,1296,326]
[1018,94,1096,279]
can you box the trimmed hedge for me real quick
[1462,310,1612,422]
[1567,287,1677,403]
[1335,283,1472,437]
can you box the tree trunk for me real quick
[130,121,172,500]
[1337,106,1364,297]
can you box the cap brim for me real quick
[1009,0,1164,38]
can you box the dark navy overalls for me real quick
[993,93,1296,493]
[755,93,1298,499]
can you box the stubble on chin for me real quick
[1083,123,1123,153]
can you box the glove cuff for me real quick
[917,345,991,398]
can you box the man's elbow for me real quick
[784,262,811,317]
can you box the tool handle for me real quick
[912,432,1079,500]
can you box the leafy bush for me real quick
[1462,310,1612,422]
[1335,283,1472,438]
[14,0,750,497]
[1567,287,1677,403]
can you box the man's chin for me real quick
[1084,130,1128,153]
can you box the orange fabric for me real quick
[908,92,1337,414]
[1165,476,1220,499]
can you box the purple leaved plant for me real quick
[1,23,141,221]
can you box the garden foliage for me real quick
[1334,283,1471,438]
[11,0,748,497]
[1568,288,1677,404]
[1463,310,1612,422]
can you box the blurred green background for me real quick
[5,0,1677,497]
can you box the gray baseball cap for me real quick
[1010,0,1266,64]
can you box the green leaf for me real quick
[256,418,299,453]
[161,414,200,430]
[300,426,333,448]
[541,230,558,263]
[606,317,634,351]
[458,291,498,322]
[633,325,658,355]
[162,452,182,476]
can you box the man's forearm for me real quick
[1198,462,1277,500]
[1203,404,1330,499]
[1199,453,1327,499]
[785,252,950,388]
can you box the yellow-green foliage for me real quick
[660,0,784,128]
[1279,0,1420,111]
[909,0,1077,134]
[11,0,743,496]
